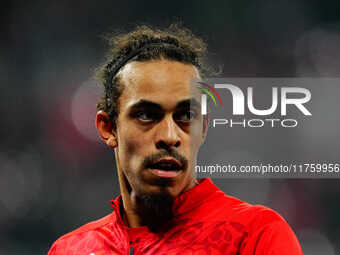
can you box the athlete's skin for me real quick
[96,59,208,228]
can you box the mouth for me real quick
[148,158,183,178]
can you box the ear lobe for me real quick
[96,110,117,148]
[106,136,117,148]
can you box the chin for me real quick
[139,182,180,198]
[137,170,191,197]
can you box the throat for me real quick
[125,193,175,233]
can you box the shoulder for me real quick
[203,181,287,225]
[215,195,303,254]
[47,213,114,255]
[240,205,303,254]
[204,187,282,220]
[203,184,297,233]
[217,192,292,228]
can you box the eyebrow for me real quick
[129,100,163,111]
[129,98,201,111]
[176,98,201,109]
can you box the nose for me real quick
[155,116,181,150]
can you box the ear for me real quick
[202,113,209,142]
[96,111,117,148]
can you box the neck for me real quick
[119,178,176,232]
[117,165,198,232]
[117,169,141,228]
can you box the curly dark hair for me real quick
[95,24,209,128]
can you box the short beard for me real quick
[135,193,174,233]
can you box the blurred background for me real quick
[1,0,340,254]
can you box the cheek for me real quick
[117,130,148,166]
[189,124,204,148]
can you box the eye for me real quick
[137,112,151,121]
[175,110,197,122]
[135,111,162,122]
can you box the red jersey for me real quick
[47,178,303,255]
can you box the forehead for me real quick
[118,60,201,109]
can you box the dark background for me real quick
[1,1,340,254]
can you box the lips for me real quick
[150,158,182,171]
[148,158,183,178]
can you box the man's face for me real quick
[114,60,205,198]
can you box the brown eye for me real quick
[137,112,152,121]
[175,110,197,122]
[135,111,162,123]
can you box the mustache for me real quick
[142,149,188,170]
